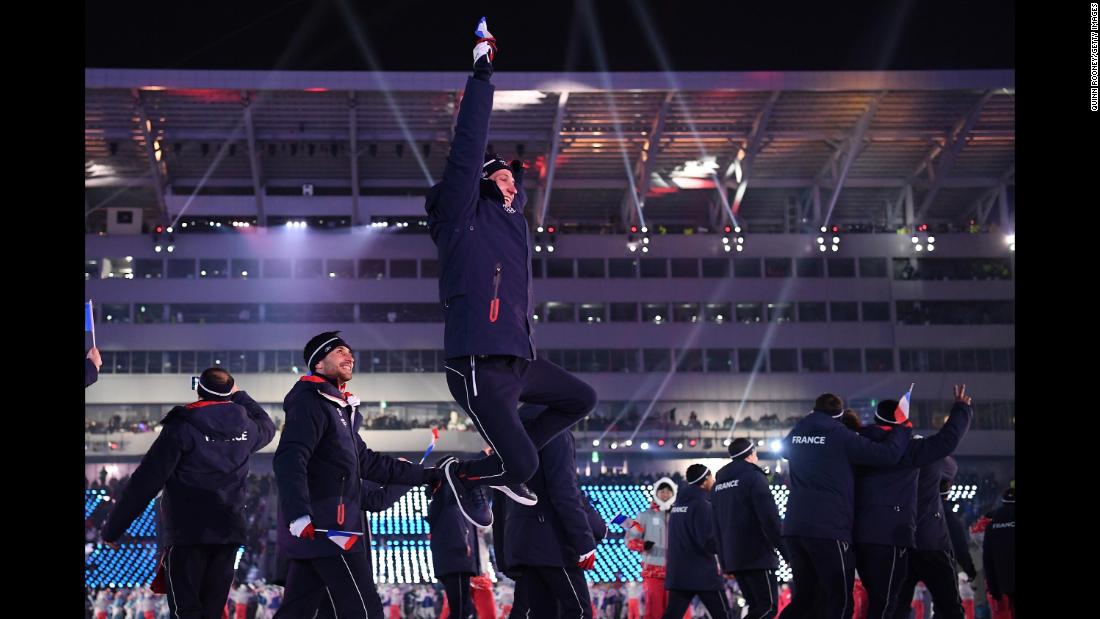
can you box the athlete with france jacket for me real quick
[779,393,912,619]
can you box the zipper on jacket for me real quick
[337,474,346,526]
[489,263,502,323]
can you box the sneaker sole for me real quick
[490,485,538,507]
[445,461,493,528]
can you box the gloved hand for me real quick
[643,540,655,551]
[577,549,596,570]
[289,515,315,540]
[424,465,443,487]
[626,538,646,552]
[472,17,497,80]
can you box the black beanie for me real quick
[304,331,352,373]
[686,464,711,486]
[197,367,234,401]
[875,400,904,425]
[728,438,755,459]
[482,153,510,179]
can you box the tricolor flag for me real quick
[611,514,644,533]
[894,383,914,424]
[419,427,440,465]
[85,300,96,347]
[315,529,362,551]
[474,16,493,39]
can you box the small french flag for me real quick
[611,514,644,532]
[316,529,361,551]
[894,383,914,423]
[419,427,440,465]
[85,300,97,348]
[474,16,493,39]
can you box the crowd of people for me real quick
[84,21,1013,619]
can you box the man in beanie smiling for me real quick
[854,385,972,619]
[779,393,912,619]
[712,438,785,619]
[101,367,276,619]
[423,17,597,525]
[273,331,449,618]
[662,464,730,619]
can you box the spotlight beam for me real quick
[820,92,885,230]
[132,90,169,217]
[241,93,266,226]
[912,91,994,223]
[537,91,570,229]
[620,91,674,231]
[722,91,780,224]
[332,0,435,187]
[577,0,646,231]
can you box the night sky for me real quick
[85,0,1015,72]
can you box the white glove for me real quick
[289,515,314,538]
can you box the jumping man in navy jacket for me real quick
[273,332,448,618]
[853,386,972,619]
[779,393,912,619]
[662,464,731,619]
[101,367,276,619]
[712,438,785,619]
[425,18,598,525]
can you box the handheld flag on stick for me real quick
[313,529,362,551]
[894,383,914,424]
[611,514,644,533]
[85,300,96,348]
[474,16,493,39]
[419,427,440,465]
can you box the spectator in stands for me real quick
[100,367,276,619]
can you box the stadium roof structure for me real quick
[86,68,1014,232]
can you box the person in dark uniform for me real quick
[273,331,450,618]
[101,367,276,619]
[886,389,976,619]
[662,464,731,619]
[941,474,978,586]
[853,386,972,619]
[501,428,598,618]
[712,438,785,619]
[779,393,911,619]
[425,18,598,522]
[426,454,492,619]
[982,487,1015,615]
[313,480,414,619]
